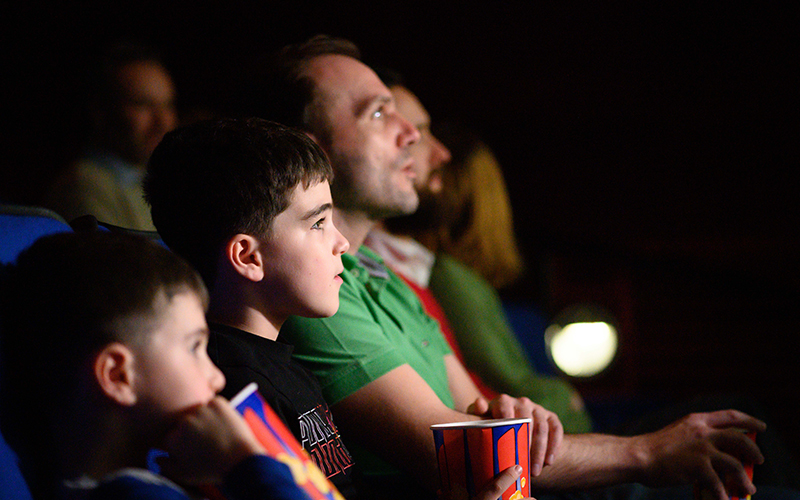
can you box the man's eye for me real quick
[372,108,383,119]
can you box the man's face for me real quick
[303,55,421,221]
[104,61,178,164]
[258,180,350,321]
[390,85,451,195]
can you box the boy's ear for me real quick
[94,343,138,406]
[224,234,265,283]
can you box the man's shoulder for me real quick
[48,159,116,197]
[433,253,490,288]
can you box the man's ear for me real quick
[224,234,265,283]
[94,343,138,406]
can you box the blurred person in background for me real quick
[375,75,592,433]
[45,42,177,230]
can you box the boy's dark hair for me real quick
[237,35,361,133]
[144,117,334,286]
[0,231,207,496]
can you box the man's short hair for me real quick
[144,117,334,286]
[240,35,361,133]
[0,231,206,492]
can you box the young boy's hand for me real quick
[159,396,266,485]
[467,394,563,477]
[441,465,536,500]
[476,465,536,500]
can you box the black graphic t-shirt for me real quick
[207,323,357,498]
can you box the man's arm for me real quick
[331,364,475,490]
[448,352,765,500]
[438,304,765,498]
[444,352,484,411]
[332,359,564,491]
[529,410,765,500]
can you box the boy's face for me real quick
[259,179,350,321]
[132,291,225,426]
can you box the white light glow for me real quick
[545,321,618,377]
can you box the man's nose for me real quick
[432,137,451,166]
[398,115,421,147]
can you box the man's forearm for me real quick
[530,433,644,490]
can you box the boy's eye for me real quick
[311,217,325,230]
[190,338,205,354]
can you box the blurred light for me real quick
[545,305,618,378]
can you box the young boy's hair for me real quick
[144,117,334,286]
[0,231,207,496]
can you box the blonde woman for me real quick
[421,130,523,289]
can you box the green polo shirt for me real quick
[282,246,453,406]
[281,247,454,480]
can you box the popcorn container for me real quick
[695,431,757,500]
[431,418,530,500]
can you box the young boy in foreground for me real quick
[143,117,359,495]
[0,231,309,499]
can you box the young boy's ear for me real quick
[94,343,138,406]
[224,234,265,283]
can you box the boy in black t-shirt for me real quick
[144,118,357,496]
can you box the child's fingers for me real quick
[475,465,535,500]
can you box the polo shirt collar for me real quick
[344,246,391,294]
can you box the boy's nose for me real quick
[209,363,226,393]
[335,228,350,255]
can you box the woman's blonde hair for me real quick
[421,127,524,289]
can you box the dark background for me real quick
[3,1,799,455]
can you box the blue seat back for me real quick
[0,431,32,500]
[1,204,72,264]
[70,214,167,248]
[0,204,65,499]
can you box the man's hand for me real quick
[467,394,564,477]
[633,410,765,500]
[159,396,266,485]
